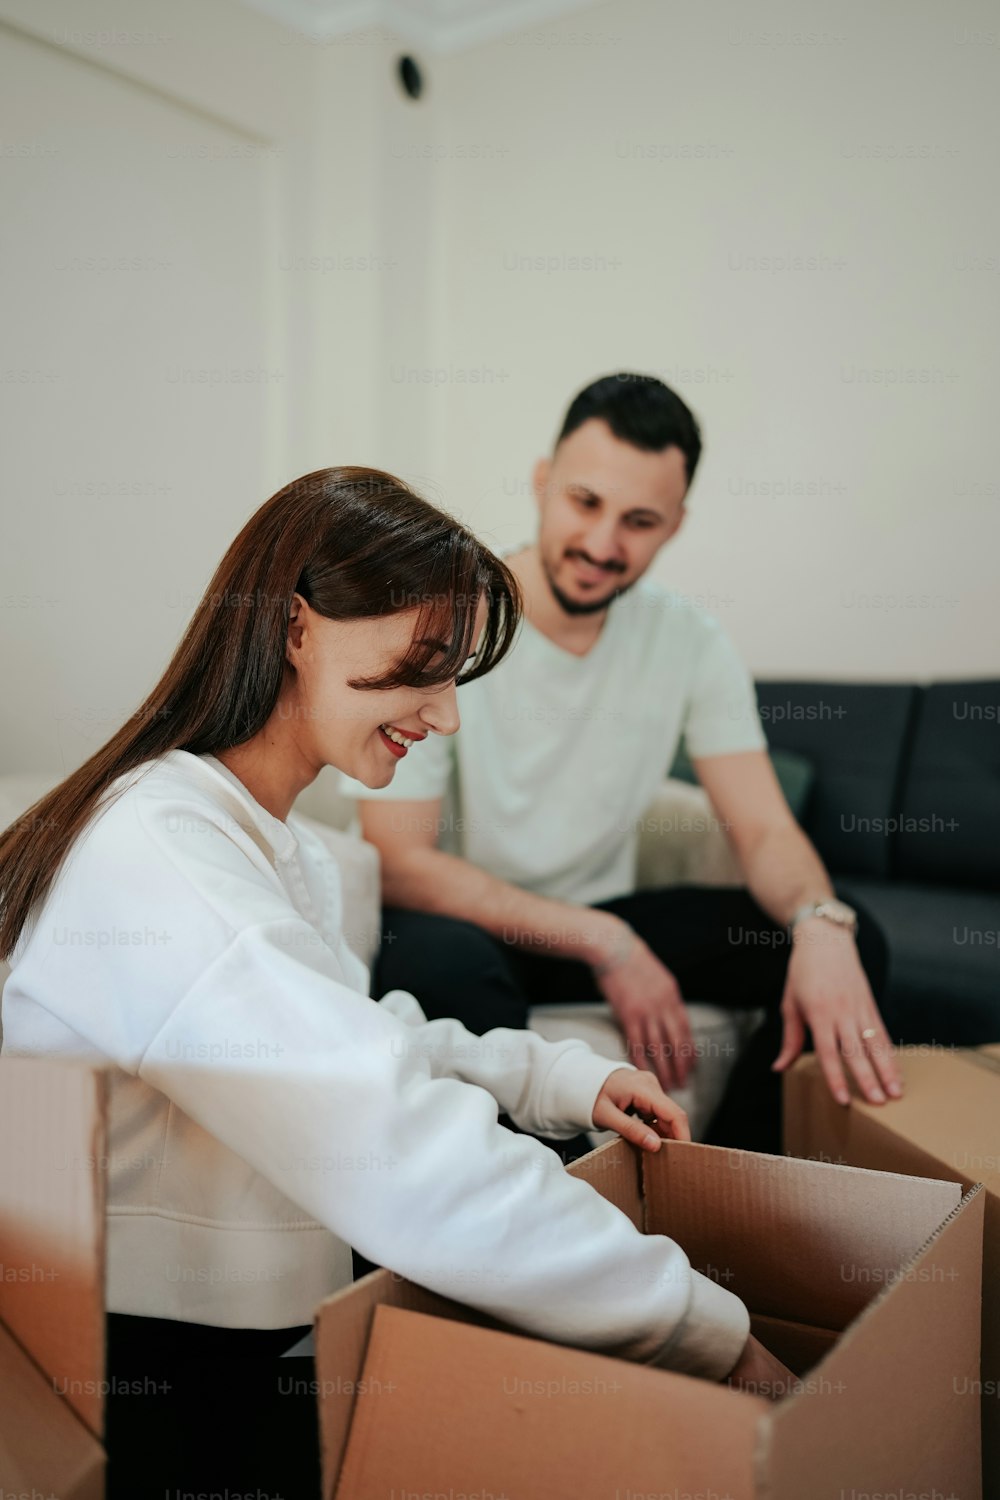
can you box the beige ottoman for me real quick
[528,1000,765,1145]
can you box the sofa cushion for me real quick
[526,1000,766,1144]
[839,877,1000,1043]
[635,778,744,889]
[894,680,1000,890]
[755,682,919,878]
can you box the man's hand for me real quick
[591,1066,691,1150]
[771,919,903,1106]
[725,1333,798,1401]
[592,926,696,1092]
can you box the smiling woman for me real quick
[0,464,763,1495]
[0,465,520,960]
[0,465,523,1491]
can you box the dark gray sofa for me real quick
[755,679,1000,1045]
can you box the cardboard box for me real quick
[0,1055,986,1500]
[0,1057,107,1497]
[785,1044,1000,1497]
[314,1135,985,1500]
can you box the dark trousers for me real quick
[104,1312,321,1498]
[373,884,890,1158]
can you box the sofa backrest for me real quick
[894,680,1000,890]
[754,681,920,878]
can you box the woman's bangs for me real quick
[349,536,521,693]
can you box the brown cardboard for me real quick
[335,1303,766,1500]
[0,1319,104,1499]
[785,1046,1000,1495]
[316,1137,985,1500]
[0,1057,108,1492]
[0,1053,986,1500]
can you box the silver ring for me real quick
[861,1027,877,1040]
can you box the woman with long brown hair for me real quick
[0,467,787,1495]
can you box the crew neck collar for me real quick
[501,542,620,663]
[518,606,617,664]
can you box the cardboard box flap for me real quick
[315,1267,514,1497]
[765,1182,984,1500]
[0,1057,106,1439]
[641,1141,962,1330]
[318,1135,985,1500]
[335,1303,768,1500]
[0,1317,104,1500]
[786,1050,1000,1194]
[565,1133,643,1226]
[786,1047,1000,1496]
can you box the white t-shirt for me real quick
[342,574,768,904]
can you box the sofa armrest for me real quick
[635,778,745,890]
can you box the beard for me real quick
[541,551,637,617]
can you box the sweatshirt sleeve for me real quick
[26,786,749,1381]
[376,987,636,1139]
[135,920,748,1379]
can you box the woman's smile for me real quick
[377,722,426,757]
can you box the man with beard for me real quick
[344,373,902,1155]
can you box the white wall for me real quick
[423,0,1000,679]
[0,0,408,777]
[2,0,997,793]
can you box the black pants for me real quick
[104,1312,321,1498]
[374,884,890,1157]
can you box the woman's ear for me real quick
[286,592,308,662]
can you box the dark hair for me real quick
[555,372,702,485]
[0,466,521,960]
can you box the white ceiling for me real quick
[237,0,604,54]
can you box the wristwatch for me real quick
[789,898,858,937]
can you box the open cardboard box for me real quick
[315,1136,984,1500]
[0,1057,107,1498]
[785,1043,1000,1498]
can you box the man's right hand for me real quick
[725,1333,798,1402]
[592,921,696,1092]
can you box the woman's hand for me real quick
[725,1333,798,1402]
[591,1066,691,1151]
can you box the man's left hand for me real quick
[771,919,904,1106]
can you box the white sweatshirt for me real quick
[1,750,749,1379]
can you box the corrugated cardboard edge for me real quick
[753,1181,985,1500]
[638,1138,961,1331]
[785,1047,999,1496]
[635,1137,980,1498]
[565,1133,643,1224]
